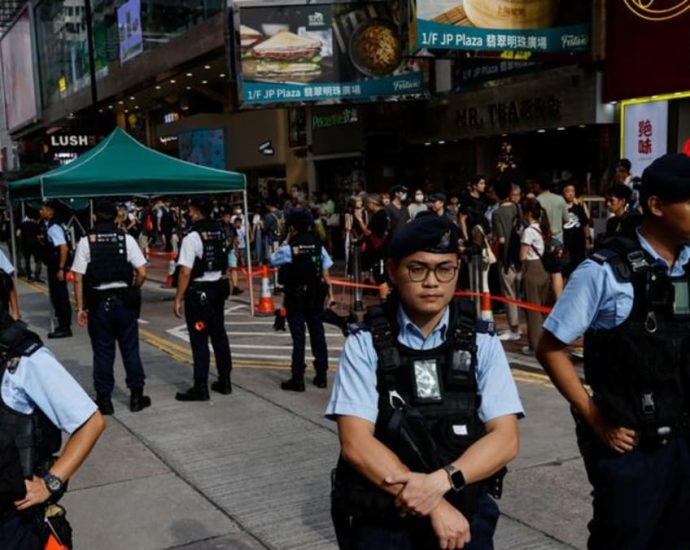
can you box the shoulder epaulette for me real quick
[475,320,496,335]
[347,322,370,336]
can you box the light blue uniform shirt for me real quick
[326,305,524,424]
[544,230,690,344]
[47,224,67,247]
[1,347,97,434]
[270,242,334,270]
[0,249,15,274]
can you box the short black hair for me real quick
[94,200,118,221]
[618,158,632,172]
[605,184,633,201]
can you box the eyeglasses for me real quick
[405,263,459,283]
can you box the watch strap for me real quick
[443,464,466,492]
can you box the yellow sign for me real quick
[623,0,690,21]
[58,77,67,92]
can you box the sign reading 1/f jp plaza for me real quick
[234,1,425,106]
[415,0,590,54]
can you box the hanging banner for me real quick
[118,0,143,64]
[414,0,590,54]
[234,1,425,106]
[623,100,669,177]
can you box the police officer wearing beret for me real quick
[72,200,151,415]
[271,208,334,391]
[0,312,105,549]
[327,212,523,549]
[38,201,72,339]
[537,153,690,549]
[174,197,232,401]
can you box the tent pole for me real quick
[89,200,94,228]
[243,190,254,317]
[9,200,17,284]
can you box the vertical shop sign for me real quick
[623,100,668,176]
[118,0,143,64]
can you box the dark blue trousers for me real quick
[285,302,328,378]
[0,513,42,550]
[351,493,500,550]
[47,264,71,329]
[184,284,232,383]
[88,295,145,395]
[583,437,690,550]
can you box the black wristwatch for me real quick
[443,464,466,492]
[43,473,65,496]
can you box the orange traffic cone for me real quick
[164,251,176,288]
[256,264,276,316]
[480,292,493,322]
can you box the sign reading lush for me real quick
[415,0,590,54]
[233,1,425,106]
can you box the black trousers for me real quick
[47,263,71,329]
[0,512,42,550]
[21,246,41,279]
[87,294,146,396]
[577,420,690,549]
[184,282,232,383]
[285,297,328,378]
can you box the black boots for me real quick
[281,376,305,392]
[130,388,152,412]
[95,394,114,415]
[211,375,232,395]
[313,373,328,389]
[48,326,72,339]
[175,382,210,402]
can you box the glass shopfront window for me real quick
[35,0,91,107]
[91,0,224,78]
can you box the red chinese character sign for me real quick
[623,100,668,176]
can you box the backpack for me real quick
[531,227,569,274]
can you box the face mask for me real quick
[400,192,408,202]
[415,194,424,203]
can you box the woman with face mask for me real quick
[408,189,428,219]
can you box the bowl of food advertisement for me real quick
[349,19,402,78]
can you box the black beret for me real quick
[641,153,690,200]
[429,192,447,203]
[389,184,408,195]
[388,213,460,261]
[40,199,60,210]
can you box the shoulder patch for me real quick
[475,320,496,335]
[590,248,619,265]
[348,322,371,336]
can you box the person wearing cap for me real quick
[174,197,233,401]
[72,200,151,415]
[0,313,105,549]
[385,184,410,236]
[327,213,523,549]
[537,153,690,548]
[270,208,334,391]
[38,201,72,339]
[429,192,456,226]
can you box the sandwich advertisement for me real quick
[234,1,424,106]
[414,0,590,54]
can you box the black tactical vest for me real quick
[278,232,322,298]
[334,299,495,520]
[189,219,228,279]
[0,326,61,514]
[85,223,133,286]
[585,236,690,444]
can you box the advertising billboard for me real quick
[179,128,226,170]
[234,1,424,106]
[414,0,590,54]
[0,9,39,131]
[622,100,669,177]
[118,0,143,64]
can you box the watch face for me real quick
[450,469,465,491]
[46,475,63,492]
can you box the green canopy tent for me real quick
[8,128,256,313]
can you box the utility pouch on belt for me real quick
[123,287,142,315]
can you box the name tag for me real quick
[453,425,468,436]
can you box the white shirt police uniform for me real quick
[71,234,146,289]
[177,230,222,282]
[0,250,15,275]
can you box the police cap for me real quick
[388,211,460,261]
[641,153,690,201]
[189,195,212,216]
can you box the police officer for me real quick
[270,209,334,391]
[0,313,105,548]
[0,248,21,321]
[537,153,690,549]
[174,196,232,401]
[38,201,72,339]
[326,213,523,549]
[72,200,151,415]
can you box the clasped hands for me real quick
[385,470,471,549]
